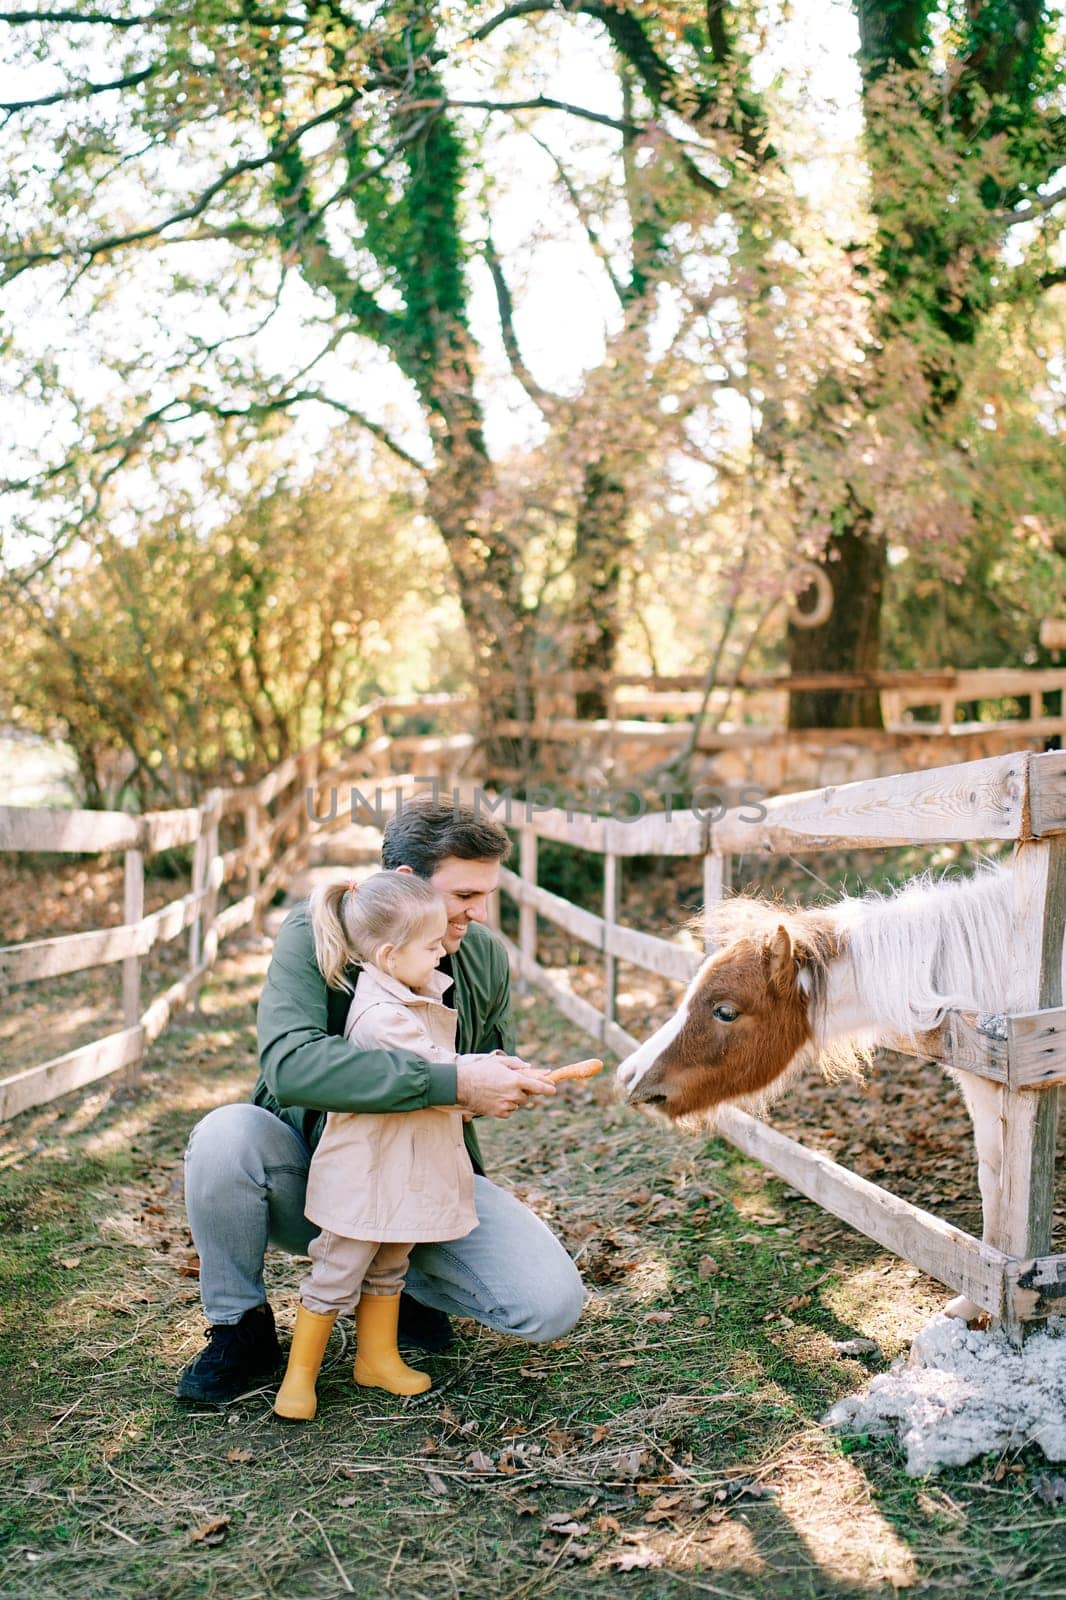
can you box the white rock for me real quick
[824,1314,1066,1476]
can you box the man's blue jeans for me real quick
[183,1104,586,1340]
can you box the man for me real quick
[177,797,586,1403]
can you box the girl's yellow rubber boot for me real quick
[354,1293,431,1396]
[274,1306,338,1420]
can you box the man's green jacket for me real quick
[254,903,516,1175]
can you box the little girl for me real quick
[274,871,506,1421]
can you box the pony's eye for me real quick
[712,1002,739,1023]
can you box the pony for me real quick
[615,863,1037,1320]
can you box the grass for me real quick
[1,938,1064,1600]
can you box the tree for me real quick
[786,0,1066,727]
[0,441,455,805]
[0,0,776,771]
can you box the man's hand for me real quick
[456,1055,556,1118]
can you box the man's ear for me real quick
[394,864,414,876]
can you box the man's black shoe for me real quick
[397,1293,454,1354]
[176,1303,282,1404]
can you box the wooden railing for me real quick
[500,667,1066,750]
[6,696,1066,1333]
[492,748,1066,1334]
[0,695,470,1123]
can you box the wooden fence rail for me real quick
[4,700,1066,1334]
[492,747,1066,1334]
[0,694,465,1124]
[509,666,1066,745]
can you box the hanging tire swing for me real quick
[788,561,834,629]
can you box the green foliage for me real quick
[0,441,463,806]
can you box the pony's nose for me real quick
[618,1056,667,1106]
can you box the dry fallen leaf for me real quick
[608,1546,663,1571]
[225,1447,253,1465]
[698,1255,719,1279]
[466,1450,495,1473]
[188,1516,229,1545]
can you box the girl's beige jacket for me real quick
[303,964,497,1243]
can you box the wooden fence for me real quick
[4,703,1065,1333]
[501,666,1066,752]
[491,747,1066,1334]
[0,695,469,1124]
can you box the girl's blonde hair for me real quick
[308,871,446,992]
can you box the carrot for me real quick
[547,1057,604,1084]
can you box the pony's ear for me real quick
[768,924,795,993]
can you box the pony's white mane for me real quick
[703,863,1017,1083]
[824,863,1016,1043]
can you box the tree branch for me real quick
[483,234,563,419]
[527,128,627,302]
[3,85,364,282]
[995,184,1066,226]
[0,64,157,112]
[0,7,305,26]
[404,93,638,135]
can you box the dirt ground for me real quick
[0,854,1064,1599]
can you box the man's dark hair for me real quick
[381,797,512,879]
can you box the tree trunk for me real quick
[786,514,887,729]
[571,464,628,721]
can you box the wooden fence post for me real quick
[999,832,1064,1336]
[123,847,144,1084]
[201,790,222,974]
[519,825,537,987]
[299,748,318,868]
[189,809,208,975]
[703,852,731,952]
[245,799,263,934]
[604,852,620,1041]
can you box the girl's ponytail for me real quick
[308,881,358,992]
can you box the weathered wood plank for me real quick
[1007,1008,1066,1088]
[1027,750,1066,839]
[122,849,144,1031]
[1007,1252,1066,1319]
[498,868,701,980]
[141,961,210,1045]
[214,895,256,941]
[517,803,704,857]
[519,828,537,971]
[141,807,201,853]
[993,840,1063,1333]
[0,1027,145,1122]
[498,935,607,1043]
[0,923,145,984]
[714,1106,1009,1316]
[604,854,619,1030]
[257,755,300,807]
[0,887,206,984]
[885,1014,1011,1086]
[499,868,604,949]
[0,805,144,854]
[606,922,700,983]
[712,751,1029,854]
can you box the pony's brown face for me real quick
[616,926,813,1119]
